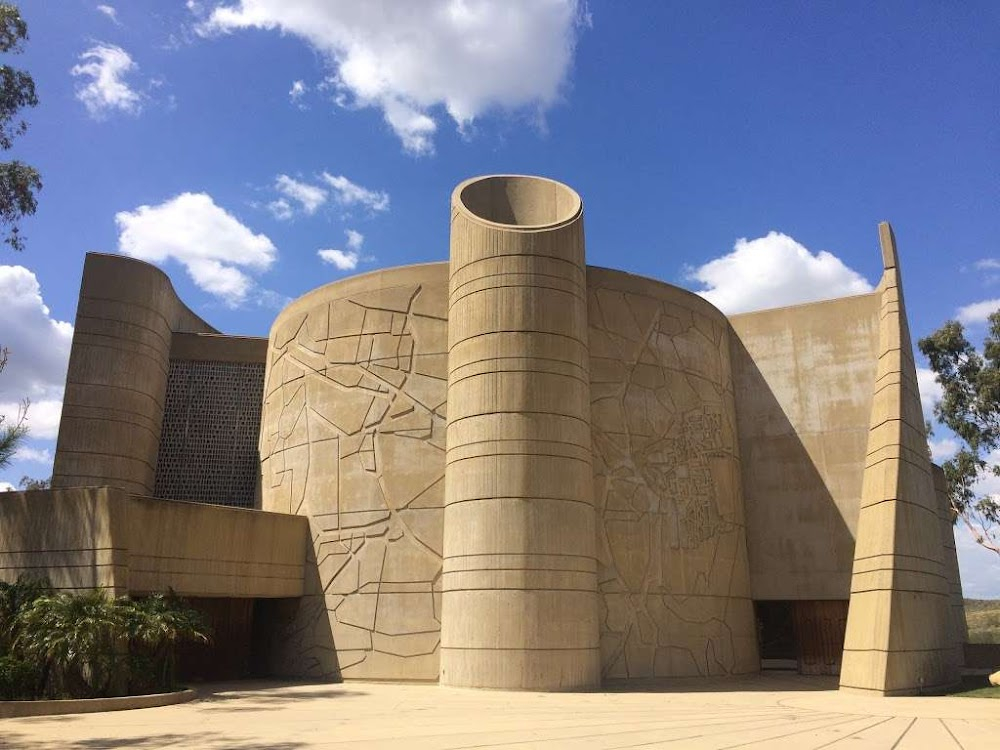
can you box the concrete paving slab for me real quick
[0,675,996,749]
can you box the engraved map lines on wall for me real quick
[588,286,753,679]
[261,284,447,678]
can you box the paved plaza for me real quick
[1,675,996,749]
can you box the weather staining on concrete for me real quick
[259,270,449,680]
[588,276,757,679]
[5,176,967,697]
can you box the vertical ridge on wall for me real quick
[839,223,961,695]
[441,176,601,690]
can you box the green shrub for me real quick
[0,655,40,700]
[0,579,211,700]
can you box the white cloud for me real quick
[318,248,358,271]
[345,229,363,251]
[916,367,943,423]
[96,4,120,24]
[96,4,121,25]
[199,0,587,154]
[14,446,53,464]
[0,266,73,441]
[320,173,389,213]
[928,436,960,462]
[0,481,14,492]
[275,174,327,215]
[267,198,294,221]
[955,517,1000,598]
[115,192,277,307]
[956,298,1000,326]
[71,44,144,118]
[687,232,874,315]
[318,228,369,271]
[289,79,307,108]
[0,400,63,442]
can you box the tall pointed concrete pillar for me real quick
[440,175,600,689]
[839,223,961,695]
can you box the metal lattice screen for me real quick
[154,359,265,508]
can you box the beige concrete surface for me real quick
[588,267,757,680]
[729,292,881,601]
[259,263,450,682]
[0,487,127,593]
[124,494,308,598]
[0,487,308,598]
[0,689,195,719]
[443,175,599,690]
[52,253,216,495]
[840,223,961,695]
[1,678,995,749]
[168,332,268,363]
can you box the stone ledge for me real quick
[0,688,196,718]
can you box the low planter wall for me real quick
[0,688,196,719]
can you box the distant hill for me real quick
[965,599,1000,644]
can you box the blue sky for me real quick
[2,1,998,595]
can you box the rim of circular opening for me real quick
[453,174,583,231]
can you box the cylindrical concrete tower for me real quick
[440,175,600,690]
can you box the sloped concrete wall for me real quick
[839,224,961,695]
[729,294,881,600]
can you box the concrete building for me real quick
[0,175,966,695]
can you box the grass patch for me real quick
[965,599,1000,644]
[951,675,999,698]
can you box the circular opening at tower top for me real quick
[458,175,582,229]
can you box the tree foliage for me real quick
[918,312,1000,554]
[0,346,29,471]
[0,579,211,699]
[0,3,39,252]
[18,474,49,490]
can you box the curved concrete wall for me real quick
[588,268,757,678]
[52,253,215,494]
[259,264,449,680]
[441,176,600,690]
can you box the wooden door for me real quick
[792,600,848,675]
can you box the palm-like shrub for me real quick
[0,576,51,650]
[2,583,212,699]
[122,593,210,692]
[16,589,123,698]
[0,576,51,698]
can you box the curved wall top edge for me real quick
[585,265,731,325]
[273,260,736,333]
[82,252,219,334]
[452,174,583,232]
[269,262,450,332]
